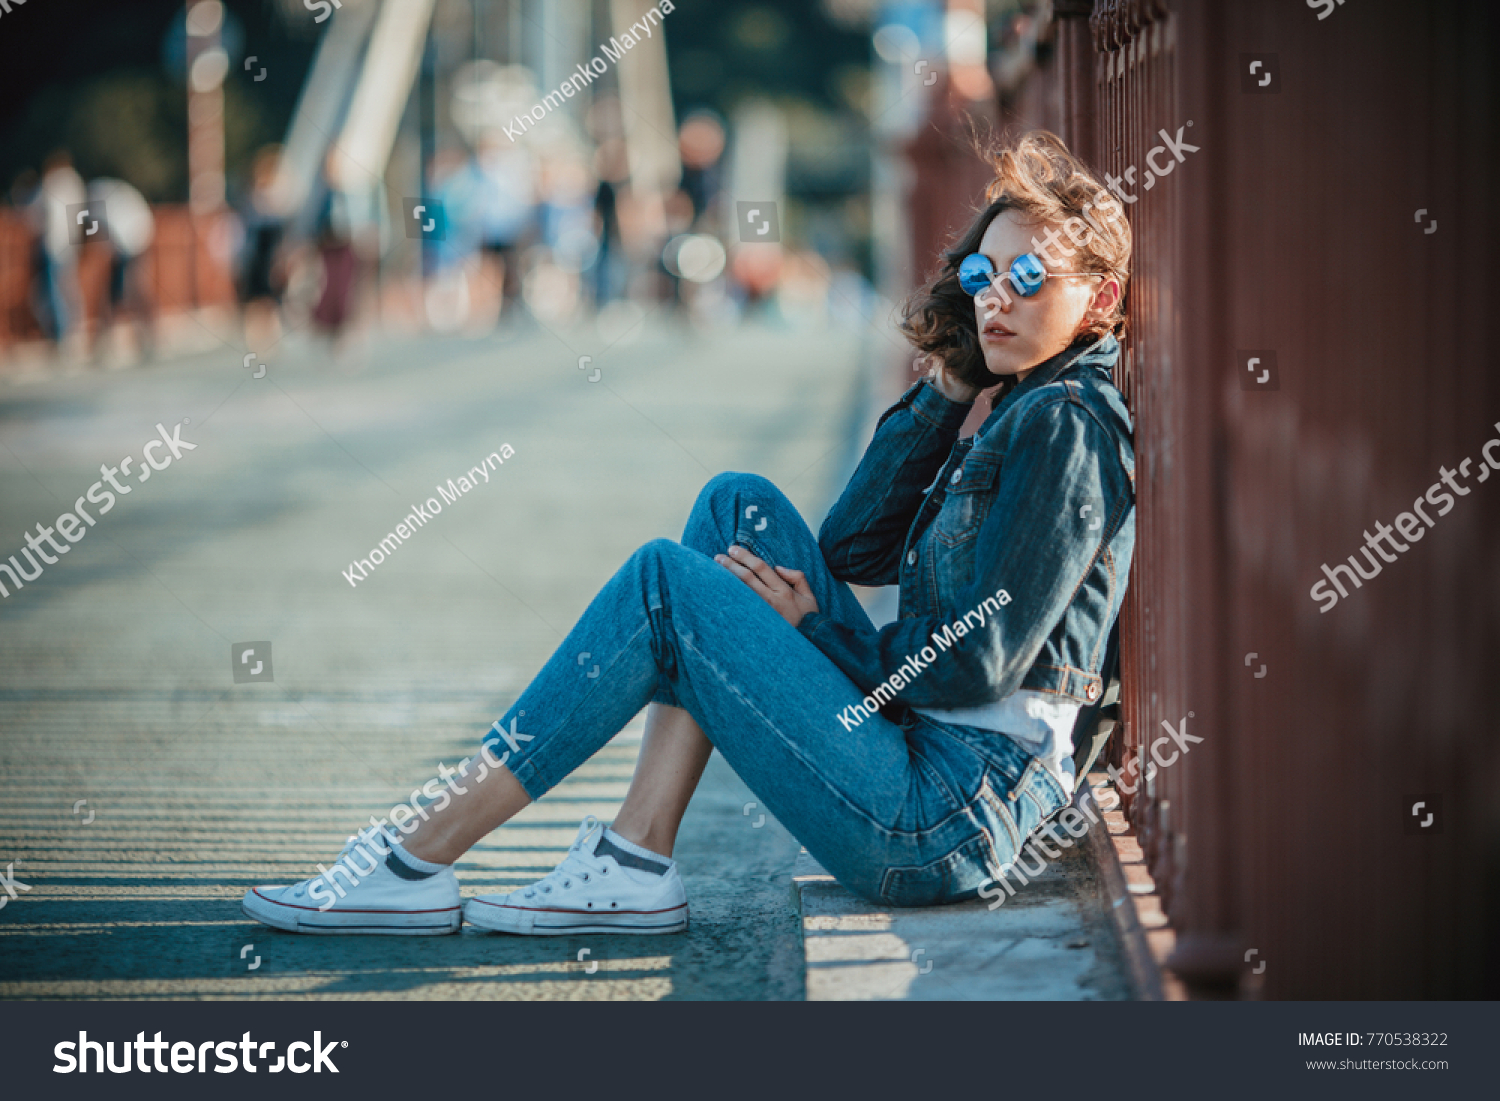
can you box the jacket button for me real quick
[1085,682,1101,701]
[907,550,917,566]
[950,468,963,485]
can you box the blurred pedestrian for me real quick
[657,113,727,312]
[10,169,46,343]
[29,150,85,350]
[238,145,288,351]
[677,111,725,229]
[525,148,595,324]
[590,139,628,308]
[417,147,478,333]
[311,149,364,339]
[468,132,536,323]
[86,177,155,364]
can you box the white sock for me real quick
[385,841,450,879]
[598,827,673,874]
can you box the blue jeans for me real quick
[484,473,1068,906]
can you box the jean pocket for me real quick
[993,759,1068,856]
[878,834,994,908]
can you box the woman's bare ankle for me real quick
[607,818,675,860]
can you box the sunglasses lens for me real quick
[958,253,995,296]
[1009,253,1046,297]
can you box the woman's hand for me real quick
[920,353,981,404]
[714,545,819,628]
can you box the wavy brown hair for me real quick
[898,130,1132,393]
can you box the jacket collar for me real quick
[978,332,1120,434]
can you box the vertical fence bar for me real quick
[928,0,1497,997]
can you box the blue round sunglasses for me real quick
[958,251,1105,298]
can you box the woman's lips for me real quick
[981,323,1015,340]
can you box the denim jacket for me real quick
[798,333,1135,708]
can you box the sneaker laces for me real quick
[518,816,610,901]
[286,822,399,899]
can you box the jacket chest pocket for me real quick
[930,453,1000,549]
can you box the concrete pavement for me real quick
[0,318,860,999]
[792,803,1133,1000]
[0,313,1135,1000]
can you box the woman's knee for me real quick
[631,536,692,569]
[684,472,788,548]
[693,471,781,513]
[627,538,715,595]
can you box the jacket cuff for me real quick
[910,377,976,431]
[796,611,830,644]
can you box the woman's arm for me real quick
[800,397,1132,707]
[817,361,976,585]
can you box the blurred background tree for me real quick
[0,0,312,201]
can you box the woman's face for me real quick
[970,210,1120,381]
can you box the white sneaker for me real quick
[242,823,462,935]
[465,817,688,935]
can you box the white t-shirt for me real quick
[916,690,1080,795]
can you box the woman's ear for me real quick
[1078,275,1122,337]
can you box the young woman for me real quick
[243,131,1136,935]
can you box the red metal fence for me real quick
[1089,0,1497,998]
[913,0,1499,997]
[0,206,235,353]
